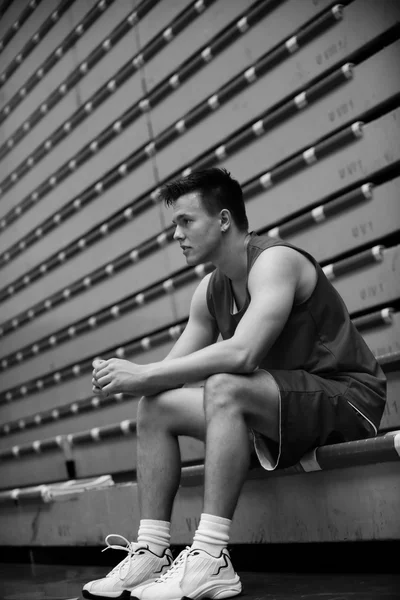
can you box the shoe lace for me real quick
[154,547,191,583]
[102,534,145,581]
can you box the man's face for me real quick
[172,192,222,265]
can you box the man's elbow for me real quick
[235,348,259,374]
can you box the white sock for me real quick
[192,513,232,557]
[137,519,171,556]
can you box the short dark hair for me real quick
[160,168,249,231]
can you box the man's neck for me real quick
[213,231,251,282]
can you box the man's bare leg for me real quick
[127,371,280,600]
[137,387,206,521]
[202,371,280,519]
[83,390,209,597]
[137,370,280,521]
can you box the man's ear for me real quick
[220,209,231,232]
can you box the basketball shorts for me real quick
[252,369,382,471]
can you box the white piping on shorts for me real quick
[252,371,282,471]
[231,296,239,315]
[347,400,377,436]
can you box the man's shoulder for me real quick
[250,233,317,267]
[251,241,307,268]
[195,271,215,295]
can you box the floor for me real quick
[1,563,399,600]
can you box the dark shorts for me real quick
[252,369,377,471]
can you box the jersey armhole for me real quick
[205,270,216,319]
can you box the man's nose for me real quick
[173,225,184,241]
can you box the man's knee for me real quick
[204,373,242,417]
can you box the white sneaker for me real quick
[130,546,242,600]
[82,534,173,599]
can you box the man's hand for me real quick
[92,358,155,396]
[92,359,105,394]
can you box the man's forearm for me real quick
[145,339,250,391]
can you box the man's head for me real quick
[159,168,249,265]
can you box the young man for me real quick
[83,168,386,600]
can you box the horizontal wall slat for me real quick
[0,0,203,186]
[0,2,143,188]
[1,94,148,228]
[380,370,400,430]
[1,0,110,175]
[72,435,204,480]
[154,8,347,190]
[155,3,400,225]
[358,311,400,359]
[272,176,400,264]
[0,160,158,306]
[0,0,252,255]
[0,0,131,140]
[216,41,400,196]
[1,56,79,166]
[0,0,60,78]
[0,0,32,40]
[147,0,336,138]
[1,234,177,354]
[0,0,390,278]
[0,450,68,490]
[329,245,400,314]
[141,0,256,95]
[136,0,204,50]
[0,397,140,451]
[69,435,138,480]
[0,371,98,424]
[0,0,216,201]
[1,0,85,109]
[0,338,174,423]
[245,107,400,231]
[0,294,177,392]
[0,118,150,260]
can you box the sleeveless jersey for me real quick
[206,232,386,432]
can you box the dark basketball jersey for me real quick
[206,232,386,433]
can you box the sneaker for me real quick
[82,534,173,599]
[130,546,242,600]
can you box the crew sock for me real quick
[137,519,171,556]
[191,513,232,557]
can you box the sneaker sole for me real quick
[181,583,243,599]
[131,596,241,600]
[82,589,132,600]
[131,581,242,600]
[181,594,242,600]
[131,590,242,600]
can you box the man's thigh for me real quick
[142,386,207,441]
[145,371,280,442]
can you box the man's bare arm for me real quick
[95,247,299,396]
[162,272,219,362]
[145,247,298,384]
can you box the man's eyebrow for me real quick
[171,213,190,224]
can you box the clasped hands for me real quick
[92,358,154,396]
